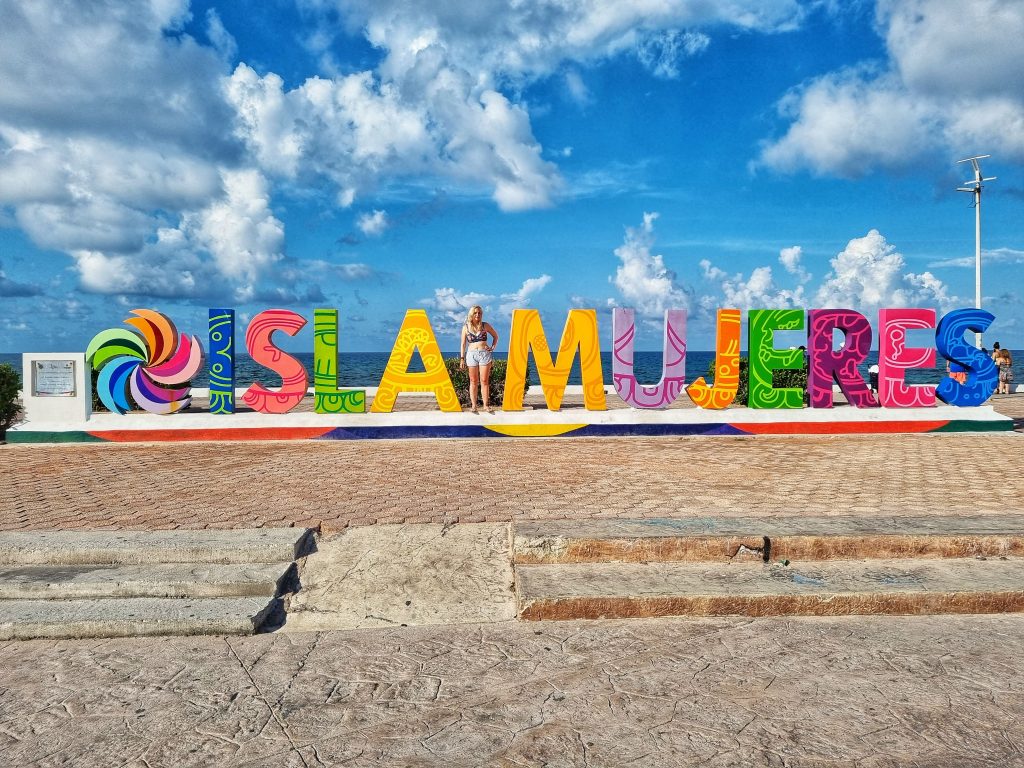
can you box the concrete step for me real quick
[0,562,295,600]
[0,529,313,639]
[0,597,279,640]
[0,528,313,566]
[516,557,1024,620]
[513,516,1024,564]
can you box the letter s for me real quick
[935,308,997,406]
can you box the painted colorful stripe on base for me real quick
[4,417,1013,443]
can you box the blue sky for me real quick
[1,0,1022,355]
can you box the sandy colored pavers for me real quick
[2,615,1024,766]
[2,431,1023,532]
[286,523,516,630]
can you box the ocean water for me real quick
[5,350,1018,389]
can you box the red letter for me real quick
[241,309,308,414]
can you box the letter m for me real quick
[502,309,606,411]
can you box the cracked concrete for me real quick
[2,615,1024,766]
[284,523,516,631]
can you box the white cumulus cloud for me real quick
[0,0,824,307]
[314,0,802,81]
[699,260,805,309]
[357,210,389,237]
[779,245,811,283]
[68,169,287,302]
[421,287,496,329]
[283,0,806,208]
[758,0,1024,175]
[225,61,560,212]
[698,234,955,316]
[499,274,552,316]
[611,212,691,316]
[813,229,957,312]
[423,272,553,330]
[0,2,299,301]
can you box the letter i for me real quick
[208,309,235,414]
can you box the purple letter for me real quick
[807,309,877,408]
[611,308,686,409]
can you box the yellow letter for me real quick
[503,309,606,411]
[371,310,461,413]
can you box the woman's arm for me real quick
[459,327,467,367]
[485,323,499,352]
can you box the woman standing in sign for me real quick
[460,305,499,413]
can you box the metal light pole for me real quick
[957,155,996,349]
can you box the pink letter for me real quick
[878,308,936,408]
[242,310,308,414]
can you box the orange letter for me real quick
[685,309,740,409]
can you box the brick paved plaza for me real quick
[4,418,1023,533]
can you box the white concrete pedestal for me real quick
[21,353,92,423]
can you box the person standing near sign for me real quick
[946,359,968,385]
[459,305,499,413]
[996,348,1014,395]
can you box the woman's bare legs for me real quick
[468,365,480,411]
[480,362,493,412]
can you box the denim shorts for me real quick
[465,348,493,367]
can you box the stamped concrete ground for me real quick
[2,615,1024,766]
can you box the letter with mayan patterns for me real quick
[371,309,460,413]
[807,309,877,408]
[935,308,998,406]
[313,308,365,414]
[611,309,686,409]
[208,309,235,414]
[748,309,805,409]
[503,309,606,411]
[685,308,740,409]
[241,309,309,414]
[878,308,936,408]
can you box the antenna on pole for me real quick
[956,155,996,349]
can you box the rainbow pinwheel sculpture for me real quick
[86,309,204,415]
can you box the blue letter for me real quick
[935,308,997,406]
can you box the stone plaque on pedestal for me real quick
[22,353,92,423]
[32,360,77,397]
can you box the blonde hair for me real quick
[465,305,483,328]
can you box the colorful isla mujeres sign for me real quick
[85,305,1000,416]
